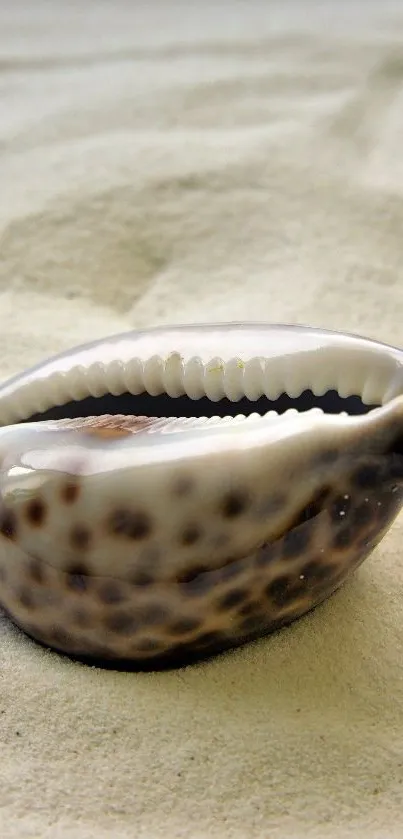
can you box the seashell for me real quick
[0,322,403,669]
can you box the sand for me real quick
[1,2,403,837]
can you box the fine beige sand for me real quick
[1,2,403,837]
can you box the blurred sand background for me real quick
[1,2,403,837]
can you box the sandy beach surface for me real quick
[1,2,403,837]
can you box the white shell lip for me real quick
[0,322,402,427]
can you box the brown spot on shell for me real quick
[218,587,249,610]
[238,600,260,618]
[179,524,202,546]
[239,613,266,634]
[352,463,382,490]
[97,581,126,604]
[70,525,91,550]
[26,498,46,526]
[109,509,151,540]
[66,564,89,592]
[61,481,80,504]
[18,587,35,609]
[220,490,249,518]
[130,570,155,587]
[104,611,138,635]
[169,616,202,635]
[0,508,16,540]
[265,575,294,606]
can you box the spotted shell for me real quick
[0,322,403,669]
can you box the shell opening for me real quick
[24,387,378,424]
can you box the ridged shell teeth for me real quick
[142,355,165,397]
[0,345,391,428]
[125,357,145,395]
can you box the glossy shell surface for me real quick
[0,322,403,668]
